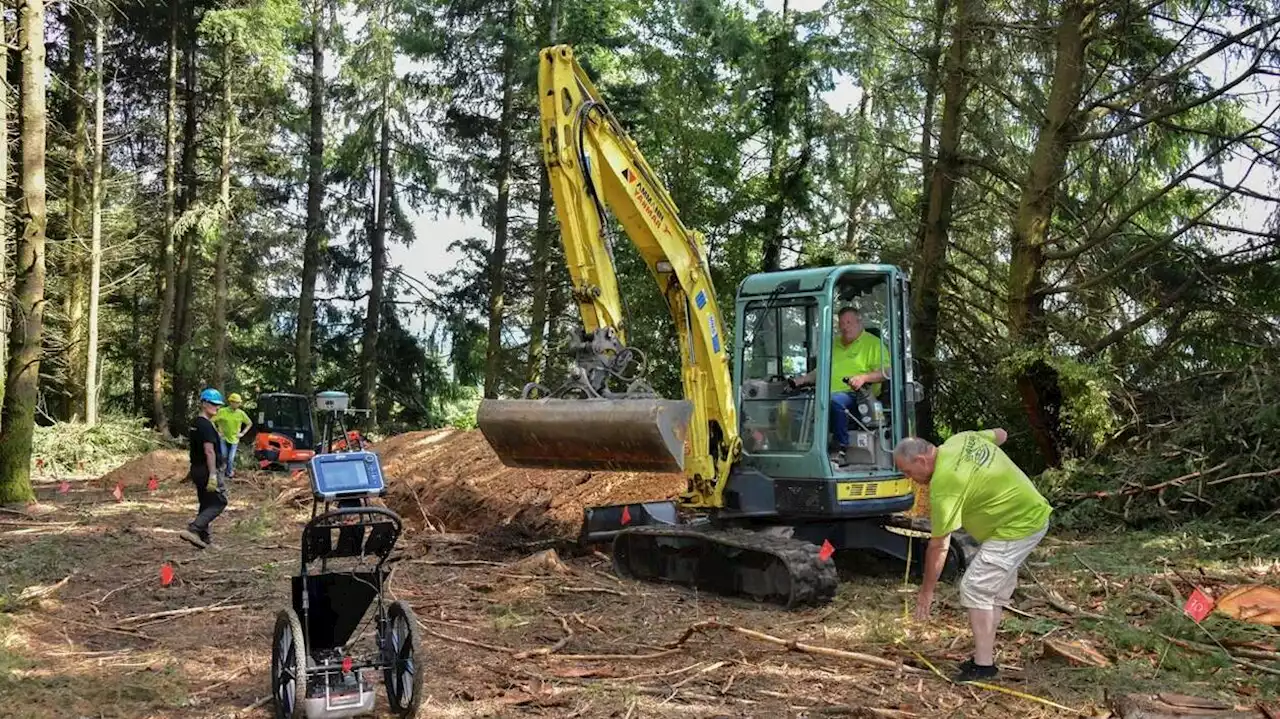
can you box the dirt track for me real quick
[2,430,1268,718]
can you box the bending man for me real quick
[893,429,1051,683]
[790,307,887,460]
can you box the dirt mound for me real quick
[379,429,685,539]
[98,449,189,488]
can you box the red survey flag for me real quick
[160,563,174,587]
[1184,587,1215,623]
[112,481,124,502]
[819,539,836,562]
[148,475,159,492]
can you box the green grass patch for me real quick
[0,537,82,613]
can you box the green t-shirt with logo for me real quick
[213,407,252,444]
[830,331,888,396]
[929,430,1052,543]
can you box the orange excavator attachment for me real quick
[476,398,693,474]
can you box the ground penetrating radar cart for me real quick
[269,398,421,719]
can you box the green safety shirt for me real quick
[929,430,1052,543]
[829,331,888,396]
[213,407,252,445]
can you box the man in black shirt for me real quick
[179,388,228,549]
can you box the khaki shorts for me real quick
[958,524,1048,610]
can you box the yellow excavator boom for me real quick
[476,45,740,507]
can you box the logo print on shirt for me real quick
[961,434,994,469]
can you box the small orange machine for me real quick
[252,393,317,470]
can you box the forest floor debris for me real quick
[0,431,1276,717]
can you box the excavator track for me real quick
[611,524,838,609]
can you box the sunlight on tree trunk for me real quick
[150,0,179,428]
[85,3,105,426]
[1008,0,1092,468]
[63,5,89,421]
[213,45,233,390]
[0,11,9,410]
[0,0,47,504]
[483,0,517,400]
[295,0,325,396]
[169,0,199,434]
[912,0,979,443]
[525,0,560,388]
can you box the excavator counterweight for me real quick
[476,397,693,474]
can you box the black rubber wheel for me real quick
[383,600,423,717]
[271,609,307,719]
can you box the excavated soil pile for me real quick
[379,429,685,540]
[98,448,190,488]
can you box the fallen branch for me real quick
[675,621,924,675]
[513,616,574,659]
[421,626,514,654]
[1157,633,1280,677]
[1068,462,1228,501]
[118,603,247,627]
[59,615,155,641]
[551,648,684,661]
[793,706,919,718]
[410,559,505,567]
[555,586,627,597]
[16,574,74,603]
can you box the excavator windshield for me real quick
[739,297,819,455]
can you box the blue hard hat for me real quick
[199,388,225,406]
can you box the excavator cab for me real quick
[736,265,916,480]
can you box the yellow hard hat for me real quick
[228,392,242,403]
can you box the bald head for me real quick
[893,437,938,483]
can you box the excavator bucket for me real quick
[476,398,693,474]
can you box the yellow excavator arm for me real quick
[477,45,740,507]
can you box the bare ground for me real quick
[2,431,1277,718]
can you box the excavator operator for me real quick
[789,307,889,461]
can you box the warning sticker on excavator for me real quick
[708,315,721,353]
[836,478,912,502]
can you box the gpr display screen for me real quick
[313,457,378,495]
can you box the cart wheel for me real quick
[271,608,307,719]
[383,600,423,717]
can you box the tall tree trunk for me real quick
[525,0,560,387]
[483,0,517,399]
[212,51,232,389]
[169,0,199,434]
[911,0,978,443]
[841,90,870,257]
[357,91,390,416]
[0,11,10,406]
[759,0,792,273]
[544,263,567,386]
[132,289,143,413]
[1008,0,1092,468]
[914,0,949,248]
[85,4,104,426]
[295,0,325,395]
[63,4,89,420]
[0,0,47,504]
[149,0,179,428]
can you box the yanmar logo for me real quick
[622,168,666,228]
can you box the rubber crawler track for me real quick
[611,525,839,609]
